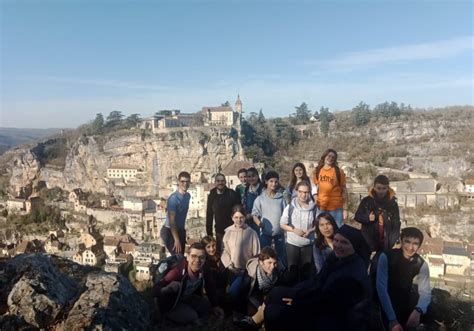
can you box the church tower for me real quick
[234,94,242,127]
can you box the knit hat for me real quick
[336,225,370,265]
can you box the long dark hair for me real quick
[289,162,310,191]
[314,212,338,250]
[313,149,340,184]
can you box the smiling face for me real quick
[266,177,279,192]
[232,211,246,228]
[333,233,355,258]
[324,152,337,167]
[259,257,278,275]
[318,218,335,239]
[401,236,421,259]
[238,172,247,184]
[205,241,217,257]
[215,175,226,191]
[294,166,304,180]
[247,171,259,186]
[187,248,206,273]
[297,184,310,204]
[178,176,191,192]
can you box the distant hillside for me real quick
[0,128,62,154]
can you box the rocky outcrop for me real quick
[6,127,244,197]
[0,254,151,330]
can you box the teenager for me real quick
[235,168,248,199]
[154,243,224,325]
[221,205,261,276]
[283,162,312,204]
[280,181,316,283]
[313,212,339,274]
[160,171,191,255]
[355,175,400,253]
[206,173,242,253]
[242,167,264,233]
[201,236,228,302]
[376,227,431,331]
[264,225,371,331]
[312,149,348,227]
[252,171,287,264]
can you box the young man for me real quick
[376,227,431,331]
[252,171,287,265]
[154,243,224,325]
[160,171,191,255]
[280,181,316,283]
[355,175,400,253]
[206,173,242,253]
[235,168,248,199]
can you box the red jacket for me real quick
[154,258,218,312]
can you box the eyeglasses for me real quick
[190,254,206,261]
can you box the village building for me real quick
[464,179,474,193]
[6,198,26,212]
[187,184,211,219]
[44,234,63,254]
[13,240,44,256]
[135,262,153,281]
[202,95,243,127]
[107,166,139,180]
[443,241,470,276]
[69,188,88,213]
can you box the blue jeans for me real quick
[259,233,287,267]
[317,208,343,228]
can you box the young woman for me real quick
[242,167,264,233]
[221,205,261,276]
[233,247,285,329]
[313,212,338,274]
[284,162,311,204]
[312,149,349,227]
[201,236,228,299]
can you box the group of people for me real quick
[154,148,432,330]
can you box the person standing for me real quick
[252,171,287,265]
[206,173,242,253]
[160,171,191,255]
[280,181,316,283]
[312,149,348,227]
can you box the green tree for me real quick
[91,113,104,134]
[319,107,333,136]
[353,102,371,126]
[221,101,230,107]
[293,102,311,124]
[126,113,142,128]
[106,110,124,127]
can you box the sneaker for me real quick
[234,315,258,330]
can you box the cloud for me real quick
[309,36,474,73]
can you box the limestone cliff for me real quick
[0,254,151,330]
[5,127,244,197]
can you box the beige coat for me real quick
[221,224,260,270]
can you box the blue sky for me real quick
[1,0,473,128]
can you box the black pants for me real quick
[286,243,314,283]
[160,226,186,255]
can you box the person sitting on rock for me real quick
[264,225,371,331]
[355,174,400,253]
[201,235,228,305]
[375,227,431,331]
[153,242,224,326]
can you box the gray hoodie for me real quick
[252,190,286,236]
[280,198,316,247]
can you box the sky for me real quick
[1,0,473,128]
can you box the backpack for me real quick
[152,254,185,284]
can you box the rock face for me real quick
[6,126,244,197]
[0,254,151,330]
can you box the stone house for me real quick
[135,262,153,281]
[443,241,470,275]
[82,245,106,267]
[418,236,445,278]
[6,198,25,212]
[107,166,139,180]
[465,179,474,193]
[202,95,242,127]
[14,240,44,256]
[222,159,253,189]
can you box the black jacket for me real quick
[206,187,242,235]
[355,188,400,252]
